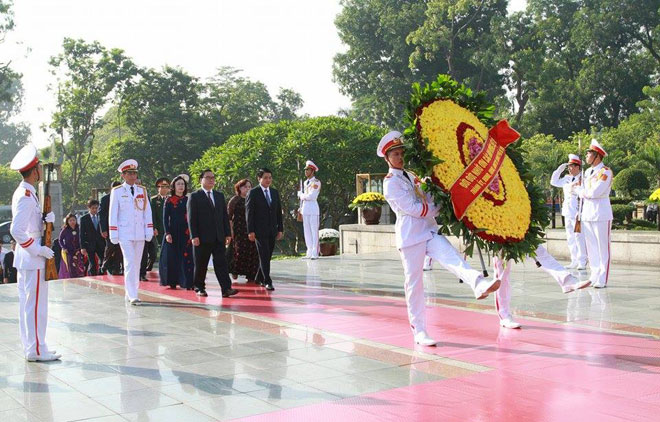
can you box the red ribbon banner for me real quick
[449,120,520,220]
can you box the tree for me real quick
[613,168,650,199]
[406,0,507,91]
[0,164,20,205]
[333,0,506,128]
[0,1,28,163]
[49,38,137,210]
[190,117,384,253]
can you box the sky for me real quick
[2,0,528,148]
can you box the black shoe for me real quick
[265,284,274,291]
[140,276,148,281]
[196,290,208,297]
[222,288,239,298]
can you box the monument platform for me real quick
[0,253,658,421]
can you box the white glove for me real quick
[44,212,55,223]
[110,237,119,245]
[297,191,303,199]
[38,246,54,259]
[557,163,568,172]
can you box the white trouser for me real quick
[582,220,611,286]
[119,240,145,300]
[17,267,49,358]
[494,245,576,320]
[565,217,587,266]
[303,214,320,258]
[399,232,483,335]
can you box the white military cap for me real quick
[117,159,138,173]
[377,130,404,157]
[10,144,39,172]
[177,174,190,183]
[567,154,581,165]
[304,160,318,172]
[587,139,607,157]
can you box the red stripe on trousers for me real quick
[35,269,40,356]
[605,221,611,285]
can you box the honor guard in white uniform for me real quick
[492,245,591,329]
[551,154,587,269]
[9,144,61,362]
[109,159,154,304]
[576,139,613,288]
[297,160,321,259]
[378,131,501,346]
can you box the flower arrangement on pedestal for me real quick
[349,192,386,225]
[403,74,550,261]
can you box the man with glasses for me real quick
[109,159,154,305]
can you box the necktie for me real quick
[207,191,214,207]
[402,171,412,184]
[265,189,272,206]
[130,186,134,196]
[92,215,98,230]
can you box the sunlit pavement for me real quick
[0,252,658,421]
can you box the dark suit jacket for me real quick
[245,185,283,238]
[80,213,105,251]
[99,193,110,233]
[187,189,231,244]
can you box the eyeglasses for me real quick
[203,176,216,180]
[158,185,169,188]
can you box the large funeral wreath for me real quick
[403,74,550,262]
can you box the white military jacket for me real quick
[383,168,438,249]
[550,167,582,219]
[109,182,154,243]
[10,181,45,270]
[577,162,613,222]
[299,177,321,215]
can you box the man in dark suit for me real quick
[187,169,238,298]
[246,168,283,291]
[100,181,123,275]
[80,199,105,275]
[2,239,16,284]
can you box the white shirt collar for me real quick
[261,185,269,192]
[20,180,36,193]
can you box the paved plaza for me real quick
[0,252,659,421]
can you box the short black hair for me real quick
[256,168,272,179]
[87,199,100,208]
[199,169,213,181]
[20,166,37,179]
[111,181,121,188]
[155,177,170,187]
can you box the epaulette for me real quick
[603,166,610,171]
[112,185,123,190]
[150,194,160,200]
[385,173,393,179]
[25,190,31,197]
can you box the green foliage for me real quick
[190,116,384,253]
[0,1,28,164]
[611,204,635,224]
[49,38,138,209]
[403,74,549,262]
[333,0,506,129]
[612,168,650,199]
[630,219,656,229]
[0,164,21,205]
[334,0,659,139]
